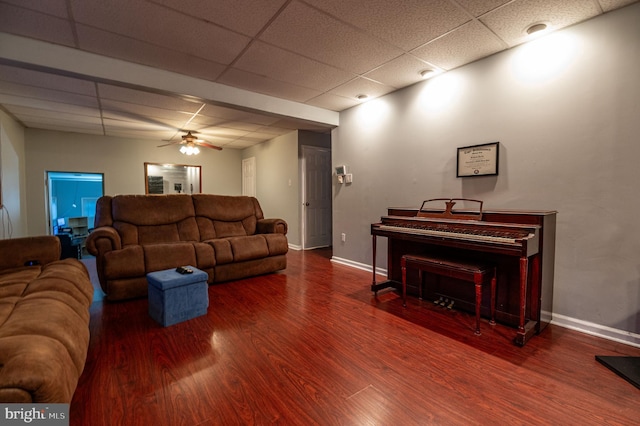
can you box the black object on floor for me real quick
[595,356,640,389]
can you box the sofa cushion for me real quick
[143,243,197,272]
[193,194,262,239]
[111,194,200,245]
[205,236,268,264]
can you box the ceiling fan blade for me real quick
[196,141,223,151]
[157,141,181,147]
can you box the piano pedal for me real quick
[434,296,443,305]
[440,298,448,307]
[447,300,455,310]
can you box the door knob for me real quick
[305,202,310,206]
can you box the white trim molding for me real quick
[551,313,640,349]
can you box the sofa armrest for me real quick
[0,236,61,271]
[85,226,122,256]
[256,218,288,235]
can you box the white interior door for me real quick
[242,157,256,196]
[302,146,332,249]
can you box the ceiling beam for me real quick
[0,32,339,127]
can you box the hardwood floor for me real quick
[73,249,640,425]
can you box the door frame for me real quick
[300,145,332,250]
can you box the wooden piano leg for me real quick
[473,272,482,335]
[489,267,496,326]
[371,235,377,292]
[401,256,407,307]
[514,256,529,346]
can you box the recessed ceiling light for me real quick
[356,94,368,100]
[420,69,434,78]
[526,23,548,36]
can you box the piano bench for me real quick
[401,254,496,335]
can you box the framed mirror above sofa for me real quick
[144,162,201,195]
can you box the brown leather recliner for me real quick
[0,236,93,403]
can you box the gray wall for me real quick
[243,131,300,246]
[332,4,640,344]
[24,128,242,235]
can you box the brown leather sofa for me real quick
[0,236,93,403]
[86,194,288,301]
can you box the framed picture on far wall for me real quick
[456,142,499,177]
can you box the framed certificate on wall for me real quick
[456,142,499,177]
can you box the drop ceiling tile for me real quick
[233,111,282,126]
[481,0,602,47]
[98,84,204,112]
[17,114,102,130]
[0,65,97,96]
[100,99,195,126]
[304,93,359,111]
[218,68,322,103]
[70,0,250,64]
[101,112,186,132]
[199,104,263,122]
[197,127,250,138]
[233,133,273,144]
[76,25,226,82]
[411,20,506,70]
[214,121,264,132]
[9,106,101,123]
[150,0,288,36]
[599,0,639,12]
[327,77,395,101]
[364,54,438,89]
[0,81,98,108]
[455,0,511,17]
[223,139,255,149]
[2,0,69,19]
[259,1,403,74]
[307,0,471,50]
[0,94,101,117]
[232,40,355,92]
[0,3,75,47]
[102,118,175,131]
[22,122,105,135]
[105,129,176,140]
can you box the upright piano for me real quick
[371,198,556,346]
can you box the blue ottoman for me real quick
[147,266,209,327]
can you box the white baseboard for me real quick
[330,256,640,349]
[551,313,640,349]
[331,256,387,276]
[288,243,302,251]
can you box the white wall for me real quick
[25,128,242,235]
[332,4,640,344]
[0,110,27,237]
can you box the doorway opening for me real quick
[301,145,332,250]
[46,171,104,258]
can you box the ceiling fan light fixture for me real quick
[180,144,200,155]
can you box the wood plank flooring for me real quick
[72,249,640,425]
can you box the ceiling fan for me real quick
[158,131,223,155]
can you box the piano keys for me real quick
[371,199,556,346]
